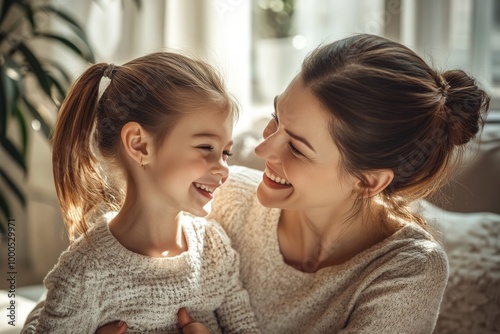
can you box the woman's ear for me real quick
[355,169,394,198]
[121,122,152,167]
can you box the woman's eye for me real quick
[288,142,303,156]
[197,145,214,151]
[271,113,279,124]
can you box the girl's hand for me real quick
[95,321,127,334]
[178,308,212,334]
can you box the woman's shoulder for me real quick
[376,223,449,277]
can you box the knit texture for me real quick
[29,213,258,333]
[208,166,450,334]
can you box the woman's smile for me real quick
[263,166,292,188]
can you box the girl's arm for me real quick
[207,222,260,334]
[21,251,101,333]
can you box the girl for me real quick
[24,52,259,333]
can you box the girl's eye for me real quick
[223,150,233,157]
[288,142,303,156]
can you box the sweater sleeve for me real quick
[206,221,260,334]
[33,249,101,334]
[339,245,449,334]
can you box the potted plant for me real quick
[253,0,305,102]
[0,0,95,237]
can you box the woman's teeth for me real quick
[265,168,291,185]
[194,183,215,193]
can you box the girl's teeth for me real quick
[194,183,215,193]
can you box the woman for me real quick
[24,34,489,333]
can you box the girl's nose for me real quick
[211,157,229,178]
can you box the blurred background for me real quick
[0,0,499,289]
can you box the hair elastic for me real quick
[439,76,450,103]
[103,63,116,79]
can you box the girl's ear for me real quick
[121,122,152,167]
[355,169,394,198]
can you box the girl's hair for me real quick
[301,34,490,228]
[52,52,238,242]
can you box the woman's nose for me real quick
[254,133,280,163]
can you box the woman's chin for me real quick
[256,183,291,209]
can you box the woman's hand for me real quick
[178,308,212,334]
[95,321,127,334]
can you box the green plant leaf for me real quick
[46,73,66,102]
[0,0,15,27]
[0,191,12,235]
[0,167,26,207]
[35,32,95,63]
[15,42,52,97]
[0,136,26,174]
[38,5,95,62]
[22,97,51,139]
[12,104,28,158]
[43,59,72,84]
[13,0,36,32]
[0,64,7,136]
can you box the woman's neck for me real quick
[108,194,187,258]
[278,205,396,272]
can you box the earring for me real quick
[140,156,144,169]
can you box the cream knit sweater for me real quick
[207,166,449,334]
[25,213,258,333]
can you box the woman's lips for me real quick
[262,167,293,189]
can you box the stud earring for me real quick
[140,157,144,169]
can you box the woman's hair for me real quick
[301,34,490,228]
[52,52,237,242]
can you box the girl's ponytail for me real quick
[52,63,108,242]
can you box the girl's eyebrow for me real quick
[192,133,233,146]
[274,95,316,153]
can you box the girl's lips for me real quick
[192,183,216,200]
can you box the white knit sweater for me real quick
[27,213,258,333]
[207,166,449,334]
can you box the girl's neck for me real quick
[278,205,397,272]
[108,195,188,258]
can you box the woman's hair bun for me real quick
[441,70,490,146]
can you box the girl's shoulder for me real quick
[43,221,108,287]
[186,215,232,249]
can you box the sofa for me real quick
[1,116,499,334]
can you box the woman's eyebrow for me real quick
[284,129,316,153]
[274,95,316,153]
